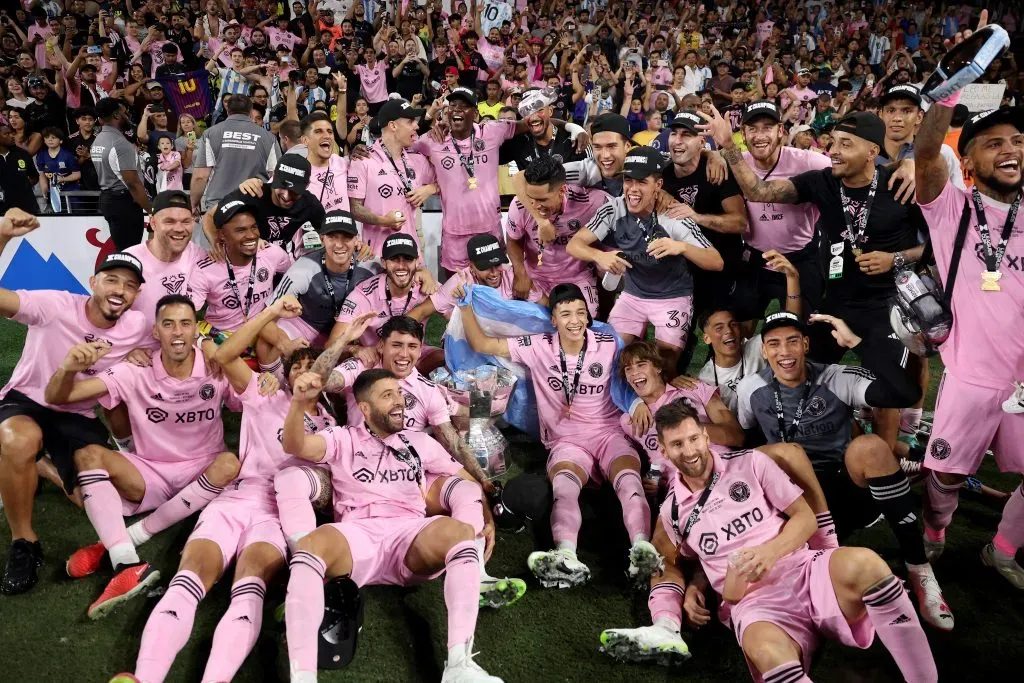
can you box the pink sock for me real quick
[809,511,839,550]
[612,469,650,542]
[994,485,1024,556]
[440,477,484,534]
[862,575,939,682]
[274,466,322,549]
[285,551,327,677]
[135,570,206,683]
[647,581,684,629]
[550,470,583,549]
[443,540,480,649]
[763,661,812,683]
[924,472,962,534]
[142,474,223,538]
[201,577,266,682]
[78,469,137,564]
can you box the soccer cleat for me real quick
[923,534,945,563]
[527,548,591,589]
[0,539,43,595]
[479,576,527,609]
[441,639,504,683]
[66,541,107,579]
[907,566,954,631]
[599,625,691,666]
[626,540,663,588]
[1002,382,1024,414]
[107,675,139,683]
[87,562,161,620]
[899,458,923,476]
[981,543,1024,590]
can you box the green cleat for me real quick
[479,576,527,608]
[599,625,691,666]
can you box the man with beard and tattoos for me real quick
[499,89,585,172]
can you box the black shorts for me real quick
[731,240,826,323]
[0,390,111,493]
[806,299,911,371]
[815,463,880,540]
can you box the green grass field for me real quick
[1,316,1022,682]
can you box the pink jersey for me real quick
[332,359,455,431]
[921,181,1024,390]
[659,448,804,596]
[505,184,607,287]
[508,329,622,446]
[322,425,463,520]
[307,155,351,214]
[784,86,817,124]
[191,244,291,332]
[125,241,209,343]
[265,27,302,51]
[336,274,429,346]
[355,61,389,103]
[478,38,505,72]
[411,120,516,244]
[621,382,718,466]
[742,147,831,253]
[347,140,436,256]
[430,264,541,317]
[97,349,234,462]
[0,291,149,416]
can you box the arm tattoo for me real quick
[719,146,799,204]
[310,341,347,384]
[322,369,346,394]
[437,422,489,484]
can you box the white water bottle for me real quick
[602,271,622,291]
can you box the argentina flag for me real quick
[445,285,637,437]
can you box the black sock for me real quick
[868,471,927,565]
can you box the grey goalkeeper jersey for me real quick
[737,362,875,468]
[273,251,375,335]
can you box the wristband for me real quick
[935,90,961,108]
[564,122,585,139]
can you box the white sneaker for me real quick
[1002,382,1024,414]
[599,625,691,666]
[923,534,945,563]
[527,548,591,588]
[441,640,503,683]
[907,565,954,631]
[981,543,1024,590]
[626,539,663,588]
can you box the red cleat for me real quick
[88,562,161,620]
[66,542,106,579]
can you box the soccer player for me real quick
[280,368,503,683]
[43,295,241,619]
[348,98,439,257]
[458,283,659,588]
[410,234,544,321]
[567,146,724,372]
[599,401,938,683]
[0,214,150,595]
[914,98,1024,588]
[303,111,351,213]
[191,194,291,336]
[498,89,585,171]
[736,311,953,629]
[505,156,607,316]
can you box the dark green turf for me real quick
[1,317,1022,682]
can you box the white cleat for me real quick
[441,640,504,683]
[981,543,1024,590]
[599,625,691,666]
[923,534,945,563]
[626,540,663,588]
[1002,382,1024,414]
[908,565,954,631]
[527,548,591,588]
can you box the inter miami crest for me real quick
[588,362,603,378]
[199,384,216,401]
[805,396,827,418]
[930,438,951,461]
[729,481,751,502]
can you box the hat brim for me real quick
[319,224,359,237]
[878,92,922,108]
[382,107,426,126]
[761,319,806,338]
[618,168,661,180]
[742,111,782,125]
[470,253,509,269]
[959,108,1024,156]
[447,91,477,106]
[271,175,308,192]
[665,120,700,133]
[96,263,145,284]
[382,247,419,260]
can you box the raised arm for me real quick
[282,372,330,461]
[309,312,377,390]
[914,100,955,205]
[456,289,511,358]
[44,342,114,405]
[215,295,304,392]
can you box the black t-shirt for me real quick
[155,62,189,78]
[24,92,68,134]
[220,186,326,257]
[428,55,459,89]
[790,164,924,304]
[551,84,576,123]
[0,146,40,214]
[661,156,744,267]
[63,132,97,191]
[396,59,427,100]
[499,127,583,169]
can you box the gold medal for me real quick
[537,246,545,267]
[851,247,862,257]
[468,176,478,190]
[562,405,572,420]
[982,270,1002,292]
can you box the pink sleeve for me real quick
[504,200,526,240]
[695,381,718,408]
[416,433,463,477]
[10,290,66,327]
[429,274,460,318]
[751,450,803,513]
[332,358,364,389]
[918,180,965,239]
[507,334,536,366]
[336,288,368,323]
[425,385,454,427]
[411,153,435,186]
[271,244,292,274]
[348,158,368,201]
[97,363,133,410]
[496,119,517,142]
[619,411,631,436]
[409,136,432,157]
[321,426,348,464]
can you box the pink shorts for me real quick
[441,228,502,273]
[277,316,328,347]
[533,274,599,318]
[607,291,693,348]
[726,548,873,680]
[329,515,444,587]
[120,452,217,516]
[188,480,287,568]
[925,370,1024,475]
[547,428,639,484]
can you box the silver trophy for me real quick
[921,24,1010,103]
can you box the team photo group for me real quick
[0,0,1021,681]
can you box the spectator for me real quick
[155,134,183,192]
[35,126,80,210]
[0,122,40,214]
[64,107,98,191]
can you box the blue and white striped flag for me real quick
[445,285,637,437]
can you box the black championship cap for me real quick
[590,113,631,140]
[378,98,426,126]
[742,99,782,124]
[447,87,478,107]
[879,83,923,108]
[271,154,311,192]
[666,109,703,133]
[95,251,145,283]
[381,233,419,260]
[618,146,665,179]
[833,112,886,149]
[151,190,191,215]
[467,234,508,269]
[320,210,359,236]
[214,195,259,229]
[761,311,806,338]
[958,107,1024,156]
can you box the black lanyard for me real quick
[320,253,353,318]
[629,208,660,244]
[370,431,423,486]
[971,186,1021,273]
[380,142,413,193]
[557,334,588,411]
[450,129,476,179]
[385,280,414,317]
[224,256,257,319]
[837,170,877,251]
[759,149,783,182]
[712,353,744,388]
[772,377,815,443]
[671,471,721,543]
